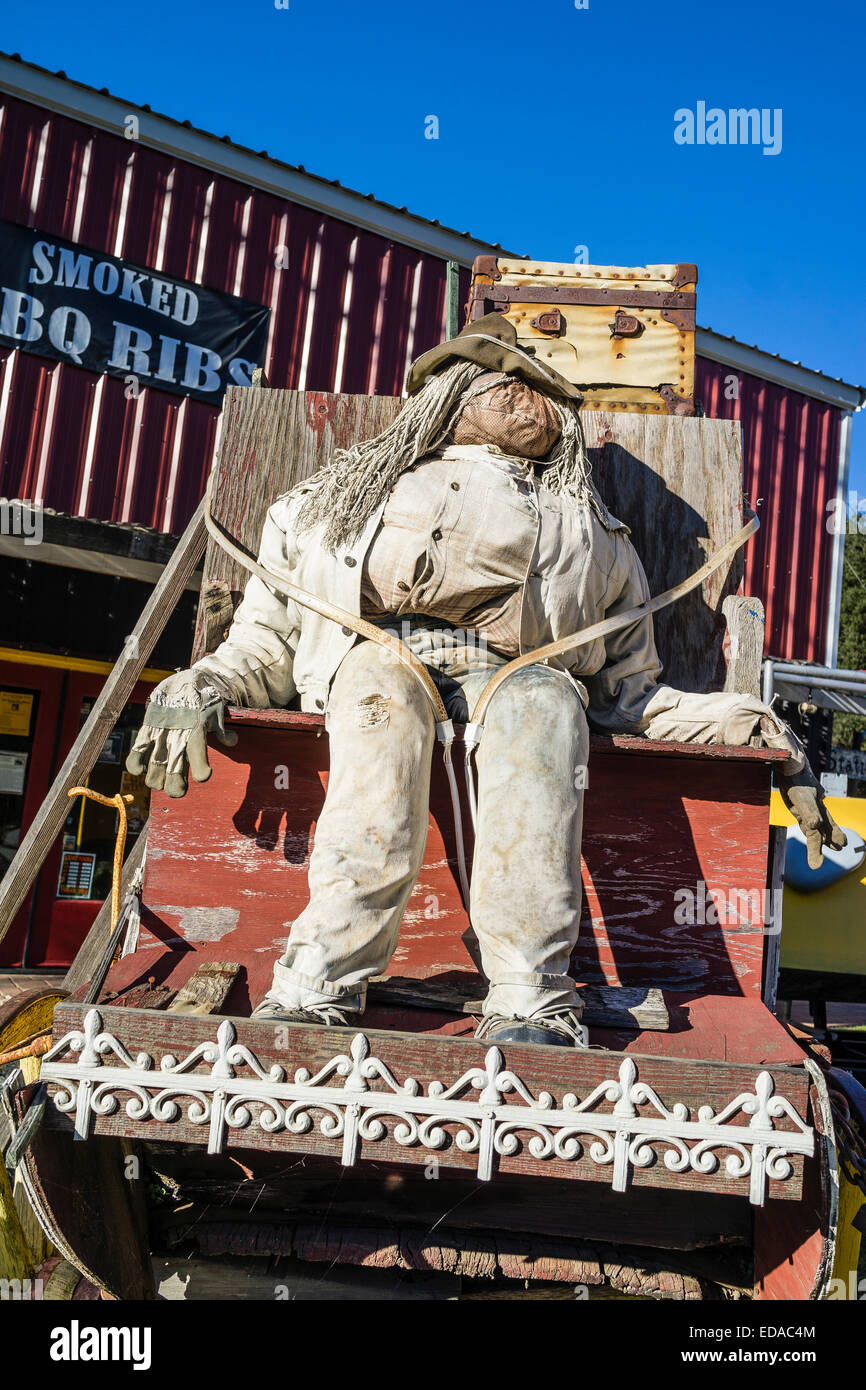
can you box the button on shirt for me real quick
[361,444,541,655]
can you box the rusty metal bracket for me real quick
[660,307,696,331]
[469,284,696,310]
[468,298,509,320]
[471,254,502,283]
[529,309,564,335]
[658,385,696,416]
[610,311,644,339]
[671,262,699,289]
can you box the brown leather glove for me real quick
[778,764,847,870]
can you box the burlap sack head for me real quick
[451,372,562,459]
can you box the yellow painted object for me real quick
[0,992,64,1281]
[0,645,171,683]
[0,1162,33,1285]
[830,1170,864,1297]
[770,793,866,976]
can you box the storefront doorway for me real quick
[0,655,163,967]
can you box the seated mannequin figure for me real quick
[127,315,844,1049]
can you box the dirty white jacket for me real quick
[194,443,803,769]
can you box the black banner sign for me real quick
[0,220,270,403]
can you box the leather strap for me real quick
[203,468,758,732]
[469,510,759,725]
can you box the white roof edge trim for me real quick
[696,328,865,411]
[0,57,503,266]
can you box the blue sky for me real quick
[4,0,865,492]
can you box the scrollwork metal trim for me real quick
[40,1010,814,1203]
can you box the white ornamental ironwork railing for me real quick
[40,1009,814,1205]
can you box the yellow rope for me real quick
[66,789,134,932]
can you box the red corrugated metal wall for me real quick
[695,358,839,663]
[0,94,839,663]
[0,94,463,534]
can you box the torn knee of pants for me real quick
[353,693,391,729]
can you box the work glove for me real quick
[778,763,847,871]
[748,703,847,869]
[126,669,237,799]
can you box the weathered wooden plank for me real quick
[0,495,206,942]
[153,1253,460,1301]
[166,961,240,1016]
[111,983,175,1010]
[45,1002,811,1200]
[0,1159,33,1285]
[147,1154,754,1251]
[222,705,788,762]
[588,413,744,691]
[723,595,765,697]
[200,580,236,653]
[192,393,744,696]
[166,1224,743,1299]
[366,977,670,1032]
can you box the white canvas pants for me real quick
[268,624,588,1020]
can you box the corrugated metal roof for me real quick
[697,327,865,412]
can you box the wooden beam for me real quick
[366,976,670,1031]
[165,961,240,1016]
[200,580,235,653]
[723,595,765,697]
[0,499,206,943]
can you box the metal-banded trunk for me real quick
[469,257,697,415]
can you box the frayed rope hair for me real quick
[293,360,615,551]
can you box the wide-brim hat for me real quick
[405,312,582,402]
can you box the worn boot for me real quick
[250,998,354,1028]
[475,1006,588,1049]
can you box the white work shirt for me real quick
[193,441,806,769]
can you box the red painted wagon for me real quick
[6,387,857,1299]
